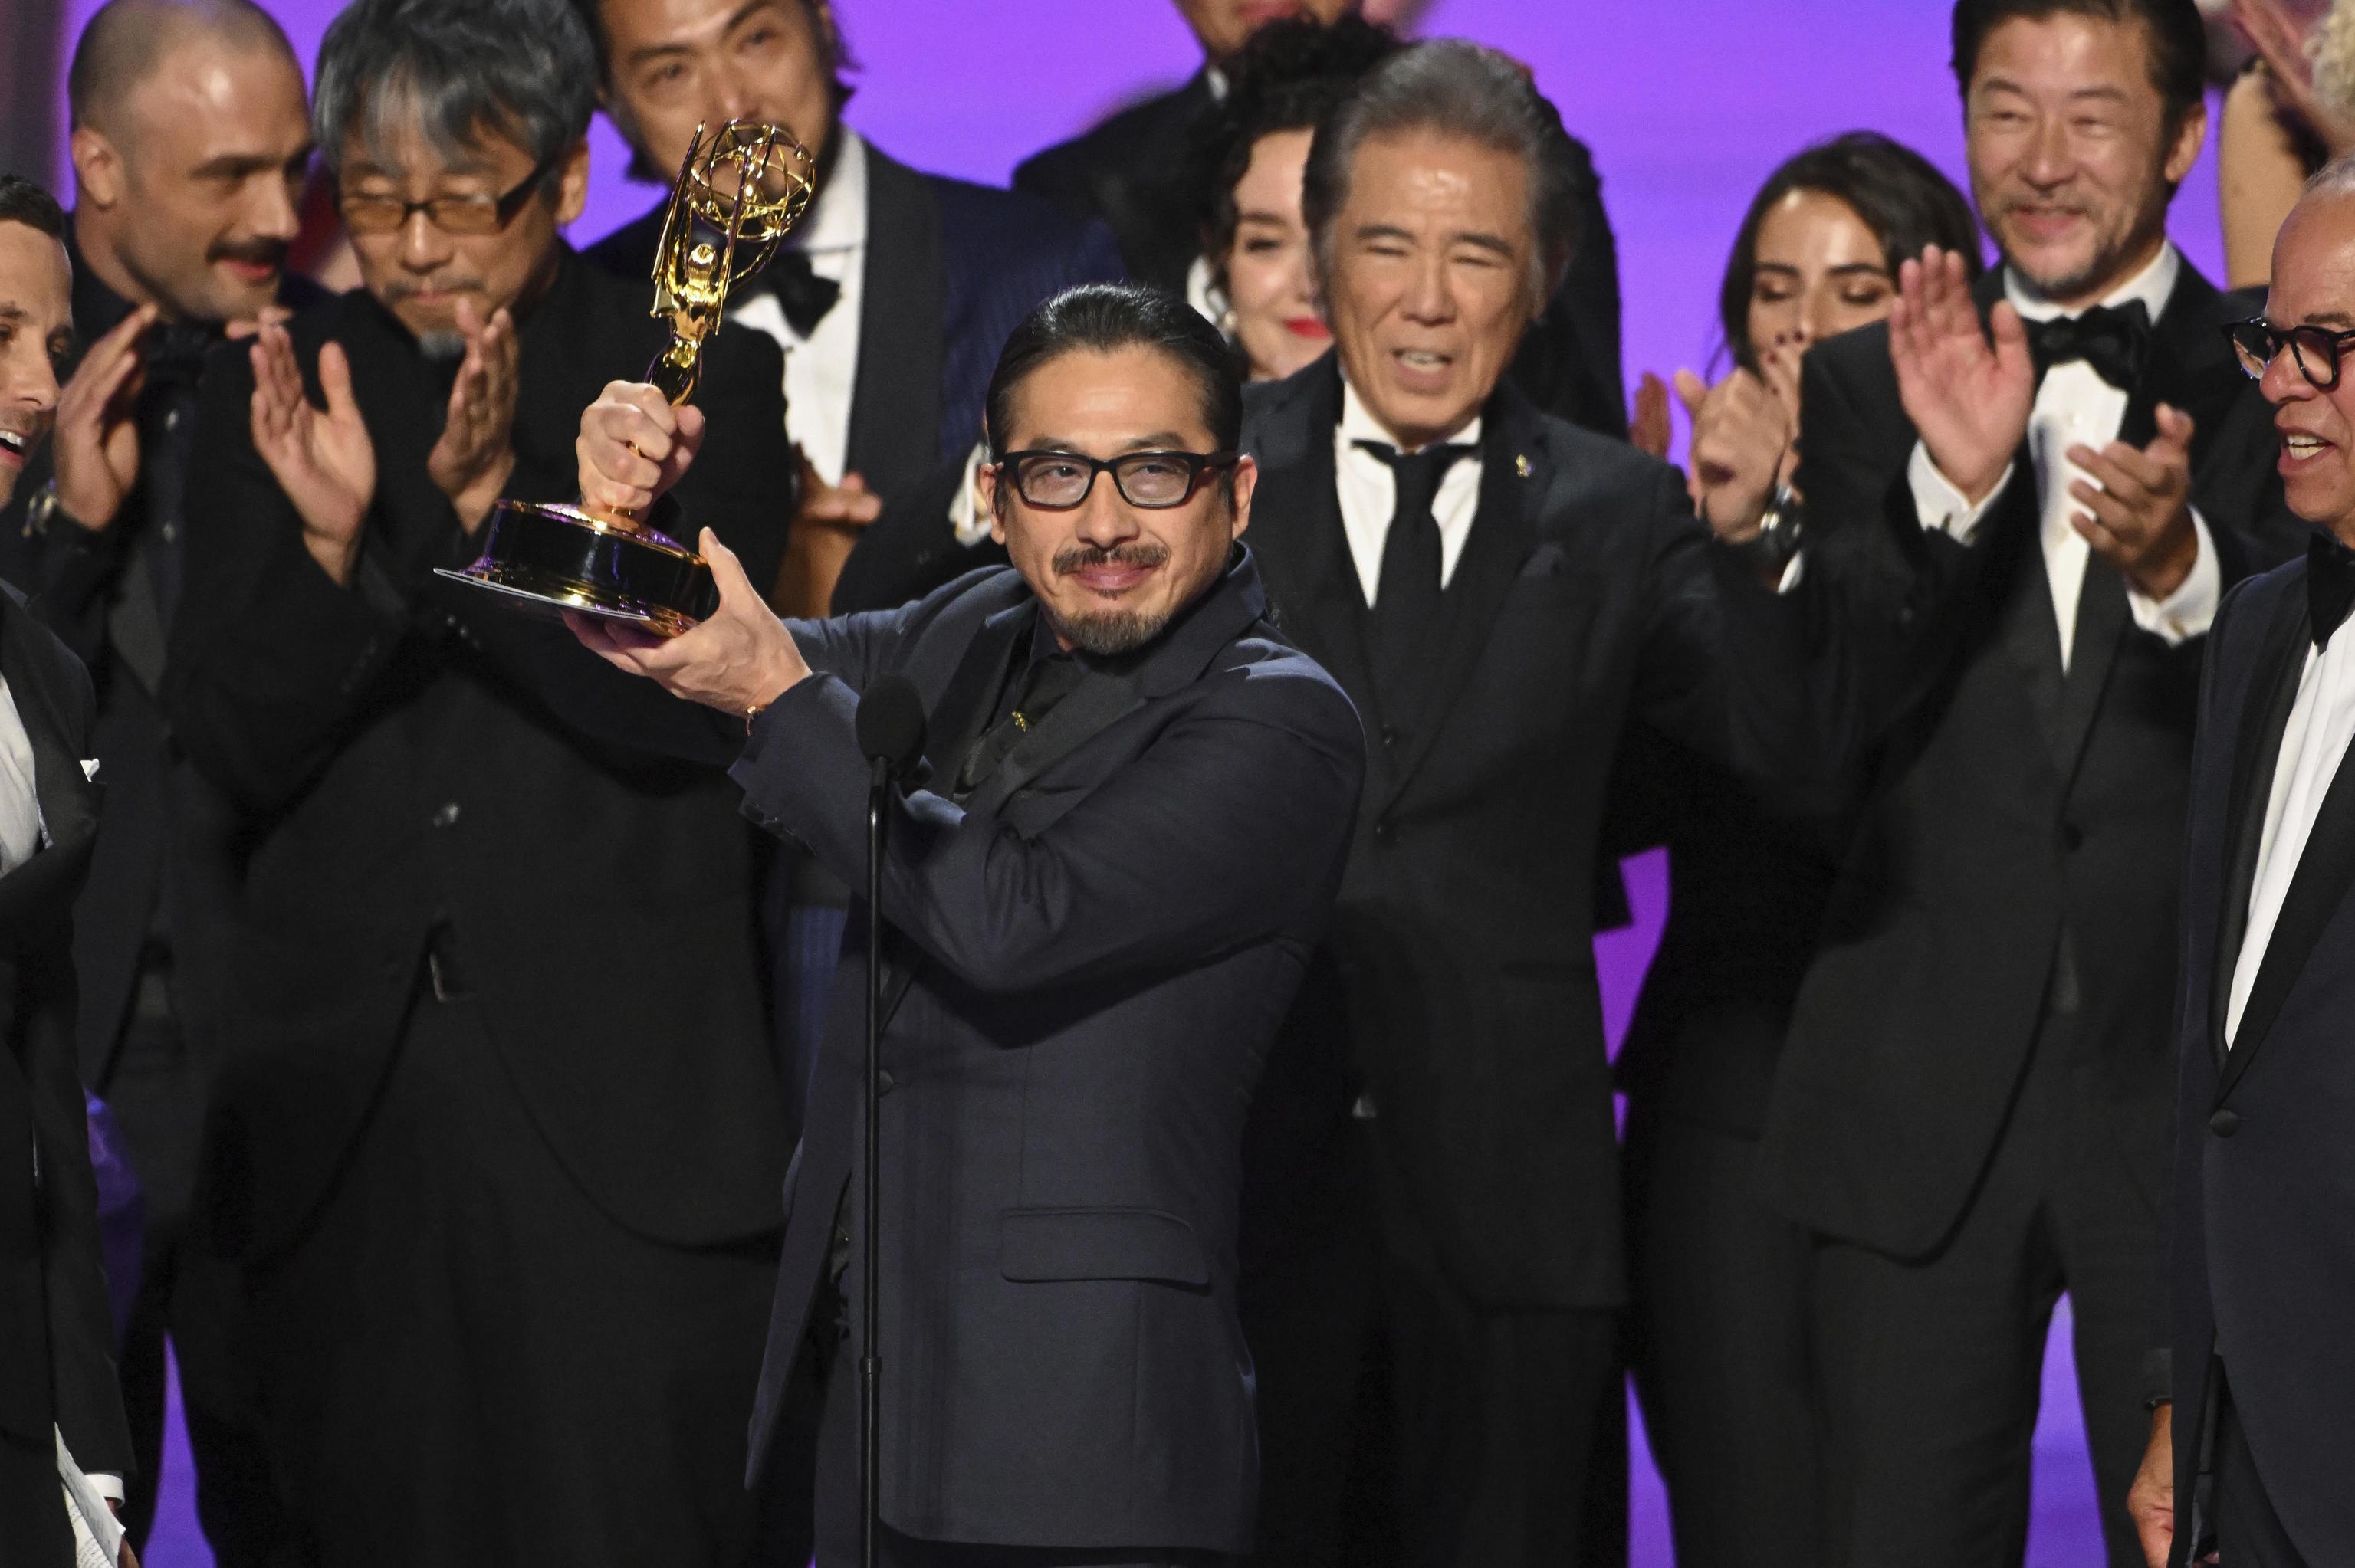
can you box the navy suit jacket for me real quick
[2166,552,2355,1565]
[587,139,1125,499]
[730,552,1362,1551]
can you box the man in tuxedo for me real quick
[0,3,317,1553]
[576,0,1125,618]
[567,281,1365,1566]
[1237,41,1818,1566]
[0,170,136,1568]
[159,2,794,1560]
[1013,0,1629,439]
[2123,165,2355,1568]
[1751,3,2304,1563]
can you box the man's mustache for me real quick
[376,275,488,304]
[208,236,289,270]
[1053,540,1171,577]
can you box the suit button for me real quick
[431,802,461,828]
[877,1069,896,1096]
[2058,822,2084,854]
[1379,724,1399,750]
[2210,1108,2241,1138]
[1371,821,1394,845]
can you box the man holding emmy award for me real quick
[159,1,798,1561]
[564,282,1364,1567]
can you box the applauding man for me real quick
[161,1,800,1560]
[1753,3,2304,1565]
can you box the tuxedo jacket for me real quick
[0,249,327,1088]
[588,140,1124,501]
[1756,261,2304,1261]
[1015,72,1629,439]
[2165,557,2355,1566]
[727,553,1362,1551]
[161,252,794,1261]
[1240,359,1819,1309]
[0,583,133,1482]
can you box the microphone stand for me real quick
[862,755,888,1568]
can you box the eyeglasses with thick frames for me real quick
[2225,317,2355,391]
[994,448,1240,510]
[338,150,562,237]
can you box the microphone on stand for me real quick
[852,673,925,1568]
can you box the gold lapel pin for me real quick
[1514,454,1532,478]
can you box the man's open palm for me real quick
[1889,245,2035,505]
[250,326,375,584]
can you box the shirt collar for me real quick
[790,129,868,254]
[2004,238,2179,325]
[1338,372,1481,454]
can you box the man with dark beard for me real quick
[162,1,795,1560]
[1755,2,2304,1563]
[0,3,317,1555]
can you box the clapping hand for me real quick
[1889,244,2034,507]
[248,323,376,587]
[50,302,156,532]
[2068,402,2200,600]
[566,527,809,713]
[1673,354,1795,542]
[425,297,520,533]
[577,379,706,517]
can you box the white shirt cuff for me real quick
[86,1471,123,1503]
[1908,441,2012,544]
[2127,509,2220,645]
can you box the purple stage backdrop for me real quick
[57,3,2199,1563]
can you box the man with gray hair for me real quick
[162,0,798,1560]
[1238,38,1818,1565]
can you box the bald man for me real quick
[0,2,314,1556]
[2127,158,2355,1568]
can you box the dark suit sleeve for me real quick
[162,340,411,816]
[731,661,1365,993]
[34,651,134,1477]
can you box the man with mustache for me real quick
[0,2,317,1556]
[0,169,140,1568]
[567,279,1364,1568]
[1751,2,2302,1563]
[160,0,797,1560]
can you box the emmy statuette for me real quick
[438,120,813,635]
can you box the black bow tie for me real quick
[2025,300,2151,392]
[742,248,841,338]
[2311,530,2355,651]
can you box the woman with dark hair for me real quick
[1638,133,1982,540]
[1184,14,1399,382]
[1614,131,1979,1568]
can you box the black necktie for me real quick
[2310,530,2355,650]
[2025,300,2151,392]
[1358,440,1473,708]
[745,249,841,337]
[957,651,1090,796]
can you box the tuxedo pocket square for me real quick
[80,759,99,782]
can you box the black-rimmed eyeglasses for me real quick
[338,149,563,237]
[994,448,1240,510]
[2226,317,2355,391]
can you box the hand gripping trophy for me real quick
[439,120,815,634]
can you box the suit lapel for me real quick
[2212,592,2308,1068]
[1378,389,1542,809]
[2051,561,2130,783]
[843,145,946,489]
[0,602,94,942]
[1242,364,1379,719]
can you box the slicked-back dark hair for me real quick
[1951,0,2206,129]
[1718,132,1983,371]
[984,284,1245,497]
[1188,15,1400,290]
[0,176,68,241]
[313,0,598,178]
